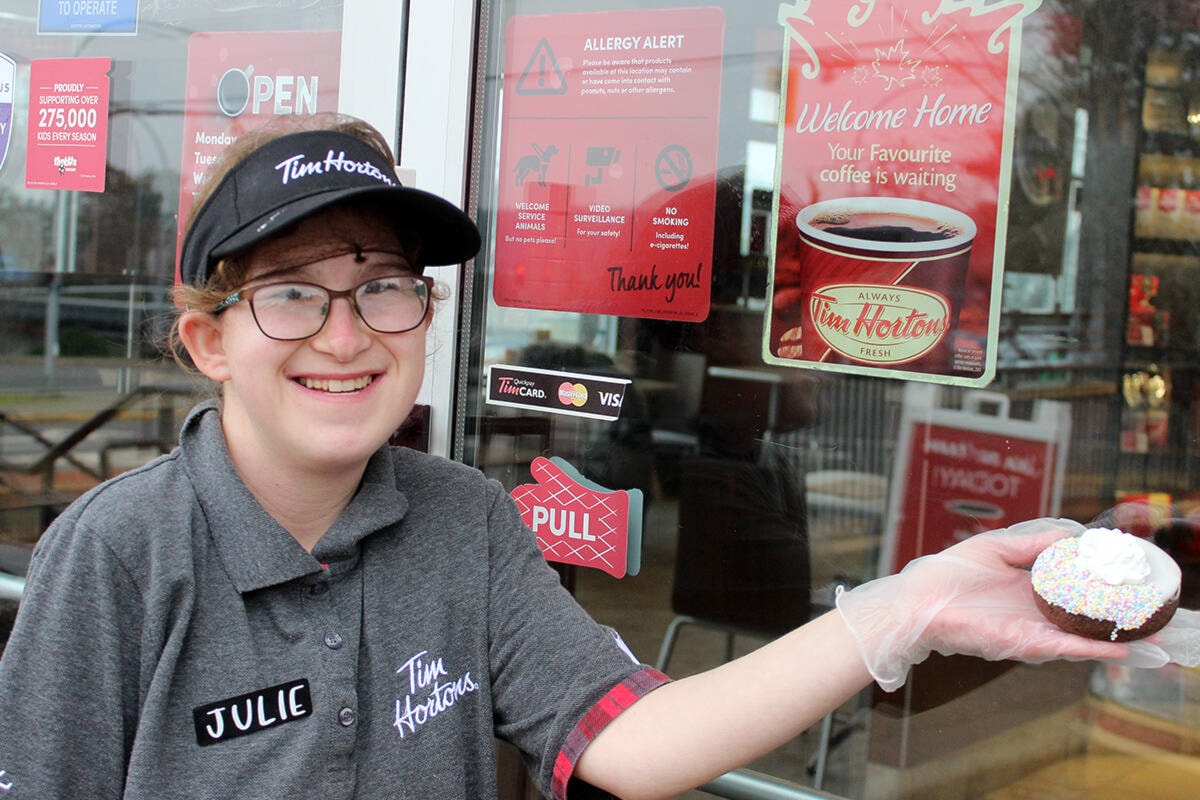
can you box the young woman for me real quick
[0,114,1194,800]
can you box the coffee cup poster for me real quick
[764,0,1040,386]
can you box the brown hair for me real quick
[165,113,410,370]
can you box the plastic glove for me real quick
[1123,608,1200,668]
[835,518,1198,692]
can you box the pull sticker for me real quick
[511,456,643,578]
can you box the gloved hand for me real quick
[835,518,1200,692]
[1124,608,1200,668]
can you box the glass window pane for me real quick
[465,1,1200,797]
[0,2,344,374]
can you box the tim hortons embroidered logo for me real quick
[193,679,312,746]
[393,651,480,740]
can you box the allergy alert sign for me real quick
[764,0,1039,386]
[494,7,724,321]
[25,57,111,192]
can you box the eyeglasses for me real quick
[213,274,434,341]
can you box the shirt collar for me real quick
[179,401,409,593]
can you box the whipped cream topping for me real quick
[1076,527,1151,585]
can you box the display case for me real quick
[1120,26,1200,503]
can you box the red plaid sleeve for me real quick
[550,667,671,800]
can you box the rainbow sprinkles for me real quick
[1032,529,1178,640]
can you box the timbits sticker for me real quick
[0,54,13,175]
[486,364,630,421]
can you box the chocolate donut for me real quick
[1031,528,1181,642]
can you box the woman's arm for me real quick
[575,521,1138,800]
[575,609,869,800]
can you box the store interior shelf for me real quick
[1139,130,1200,155]
[1133,237,1200,255]
[1123,343,1200,370]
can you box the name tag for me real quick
[193,679,312,746]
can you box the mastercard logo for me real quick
[557,382,588,407]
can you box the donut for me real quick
[1031,528,1181,642]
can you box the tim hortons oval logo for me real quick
[809,283,950,365]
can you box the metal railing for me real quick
[1,383,193,483]
[0,383,198,599]
[700,769,843,799]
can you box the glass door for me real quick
[458,1,1200,797]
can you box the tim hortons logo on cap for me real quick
[274,149,397,188]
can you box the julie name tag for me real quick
[193,679,312,746]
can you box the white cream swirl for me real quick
[1076,527,1151,585]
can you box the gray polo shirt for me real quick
[0,402,666,798]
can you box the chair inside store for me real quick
[658,454,812,661]
[648,351,707,455]
[656,454,857,788]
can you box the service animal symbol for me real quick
[514,143,558,186]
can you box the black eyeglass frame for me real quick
[212,274,435,341]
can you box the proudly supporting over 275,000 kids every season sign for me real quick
[25,57,111,193]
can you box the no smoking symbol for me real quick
[655,145,693,191]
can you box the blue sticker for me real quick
[38,0,138,35]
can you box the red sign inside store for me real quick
[175,30,341,285]
[494,7,725,322]
[26,57,111,193]
[764,0,1039,385]
[888,421,1060,572]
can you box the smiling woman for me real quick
[0,113,673,800]
[8,2,1200,799]
[176,204,450,547]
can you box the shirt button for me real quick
[324,632,344,650]
[338,707,356,726]
[309,582,329,596]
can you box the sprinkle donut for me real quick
[1031,528,1181,642]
